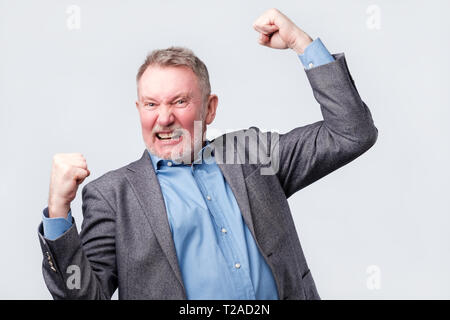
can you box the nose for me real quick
[156,104,175,127]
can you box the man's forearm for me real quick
[38,182,118,299]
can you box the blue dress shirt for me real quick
[41,37,334,298]
[147,141,279,299]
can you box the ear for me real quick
[204,94,218,125]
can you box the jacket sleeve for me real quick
[37,182,117,299]
[275,53,378,198]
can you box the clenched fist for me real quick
[253,8,313,54]
[48,153,90,218]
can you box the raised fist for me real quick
[253,8,313,54]
[48,153,90,218]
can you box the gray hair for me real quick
[136,46,211,103]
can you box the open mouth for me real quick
[155,131,182,141]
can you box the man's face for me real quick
[136,65,217,161]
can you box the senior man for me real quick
[38,8,378,299]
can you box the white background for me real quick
[0,0,449,299]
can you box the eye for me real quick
[176,99,190,108]
[145,102,156,108]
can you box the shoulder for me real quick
[81,150,147,195]
[212,126,280,172]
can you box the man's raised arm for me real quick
[37,154,118,299]
[252,8,378,197]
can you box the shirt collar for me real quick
[148,139,215,172]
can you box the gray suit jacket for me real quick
[38,53,378,300]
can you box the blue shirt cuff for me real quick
[42,207,73,240]
[298,37,335,69]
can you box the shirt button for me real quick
[206,195,211,201]
[308,62,314,69]
[167,161,172,167]
[234,263,241,269]
[221,228,227,234]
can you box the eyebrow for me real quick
[141,92,191,102]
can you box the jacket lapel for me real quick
[124,150,185,293]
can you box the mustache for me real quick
[152,120,206,136]
[152,126,186,135]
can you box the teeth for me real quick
[157,132,181,139]
[158,132,173,139]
